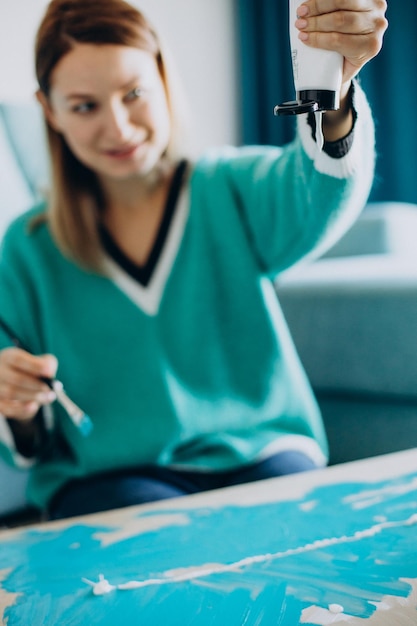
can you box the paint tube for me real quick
[274,0,343,150]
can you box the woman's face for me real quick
[43,43,171,182]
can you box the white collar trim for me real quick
[102,185,189,316]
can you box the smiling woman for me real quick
[33,1,188,268]
[0,0,387,523]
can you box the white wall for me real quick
[134,0,239,152]
[0,0,238,152]
[0,0,48,99]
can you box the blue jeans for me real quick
[48,450,318,520]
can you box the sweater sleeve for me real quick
[198,81,375,277]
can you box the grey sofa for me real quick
[1,100,417,524]
[276,204,417,465]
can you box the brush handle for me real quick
[40,376,55,389]
[0,318,25,349]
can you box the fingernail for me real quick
[297,4,309,17]
[295,18,308,29]
[43,355,58,378]
[38,391,56,403]
[299,31,309,41]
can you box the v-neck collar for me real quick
[100,160,190,316]
[99,159,188,287]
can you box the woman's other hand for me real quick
[0,348,57,421]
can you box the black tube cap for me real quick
[299,89,339,111]
[274,89,340,116]
[274,100,318,116]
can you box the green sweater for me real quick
[0,85,375,509]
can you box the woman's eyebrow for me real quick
[65,92,95,101]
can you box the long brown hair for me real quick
[34,0,188,269]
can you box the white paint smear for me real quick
[301,578,417,625]
[83,514,417,598]
[344,477,417,510]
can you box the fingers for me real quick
[0,398,42,421]
[295,0,388,38]
[295,0,388,78]
[0,348,58,421]
[3,349,58,380]
[298,0,386,18]
[296,8,379,36]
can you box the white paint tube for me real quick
[275,0,344,150]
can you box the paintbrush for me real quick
[0,317,93,436]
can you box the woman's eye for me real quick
[125,87,146,101]
[72,102,96,114]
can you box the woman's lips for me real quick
[103,143,144,159]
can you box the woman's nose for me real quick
[105,101,133,141]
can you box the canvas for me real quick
[1,449,417,625]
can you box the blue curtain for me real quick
[236,1,416,203]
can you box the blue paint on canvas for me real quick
[1,472,417,625]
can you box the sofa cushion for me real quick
[319,393,417,465]
[276,254,417,397]
[323,202,417,258]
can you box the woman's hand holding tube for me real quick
[0,348,57,421]
[295,0,388,82]
[295,0,388,141]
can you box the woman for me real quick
[0,0,388,520]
